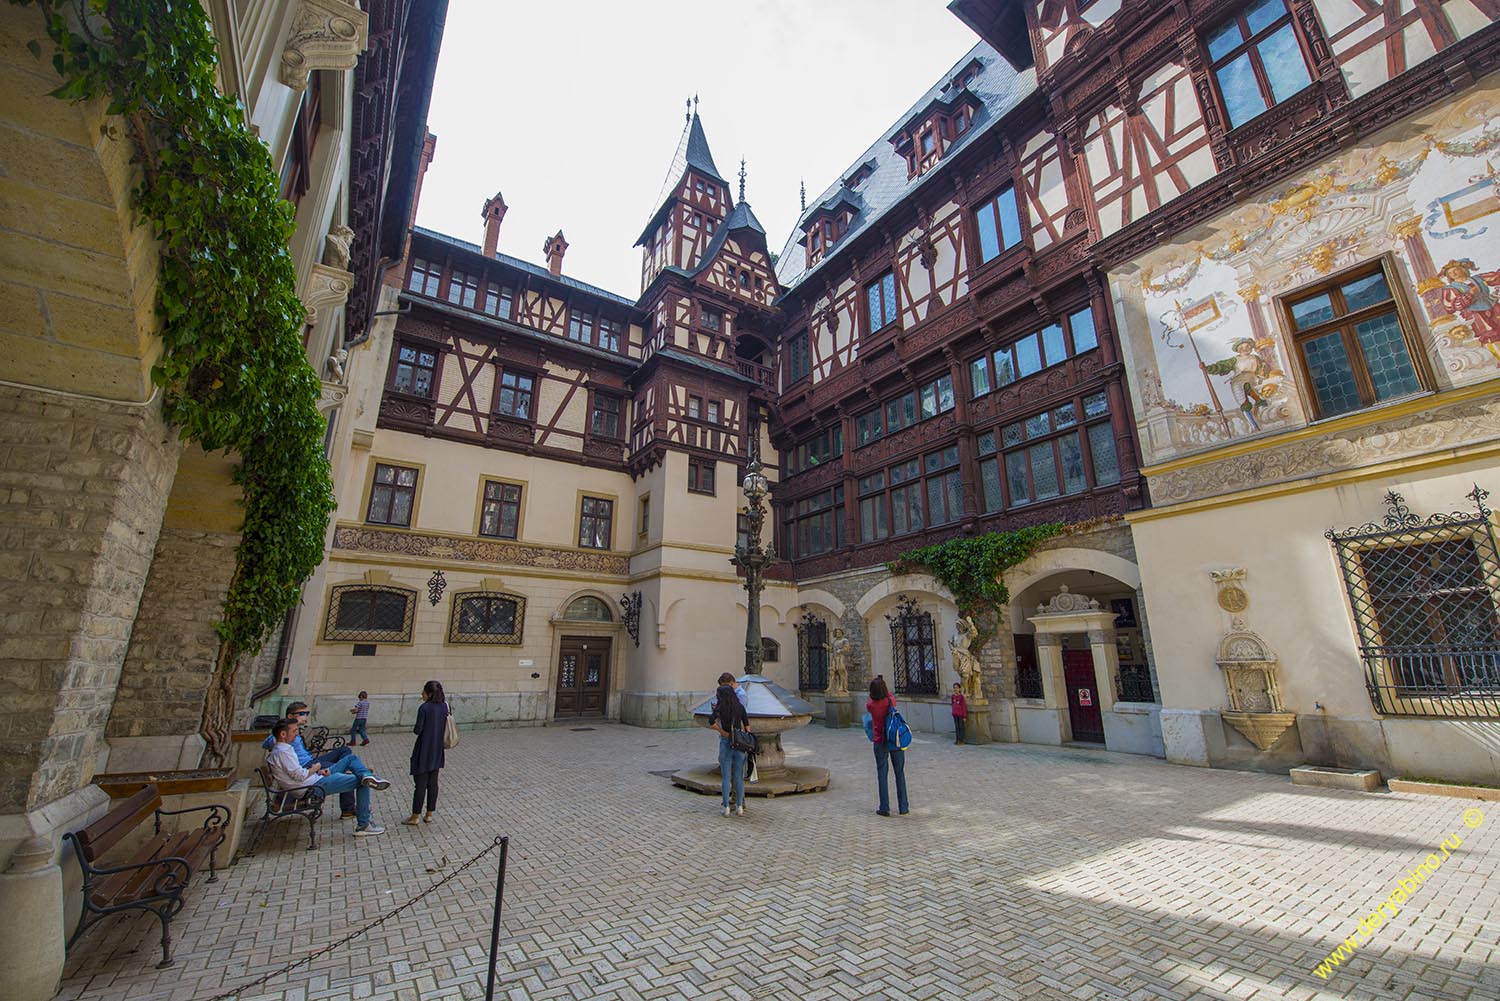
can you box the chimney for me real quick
[481,192,507,257]
[543,230,569,277]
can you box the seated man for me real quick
[261,702,382,819]
[266,717,387,836]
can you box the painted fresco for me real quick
[1110,83,1500,465]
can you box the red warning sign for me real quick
[1077,688,1093,707]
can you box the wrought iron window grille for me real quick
[323,585,417,643]
[1015,662,1044,700]
[1115,664,1156,703]
[887,595,938,695]
[446,591,526,645]
[1327,484,1500,720]
[796,612,828,691]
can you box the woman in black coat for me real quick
[403,679,448,825]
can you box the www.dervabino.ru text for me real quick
[1313,807,1485,980]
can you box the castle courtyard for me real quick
[55,725,1500,1001]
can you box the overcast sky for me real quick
[416,0,980,297]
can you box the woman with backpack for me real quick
[866,675,909,816]
[708,671,751,817]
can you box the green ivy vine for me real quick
[888,523,1064,645]
[17,0,336,662]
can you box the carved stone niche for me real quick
[1216,618,1297,751]
[1035,584,1099,615]
[280,0,370,92]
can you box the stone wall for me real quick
[106,526,240,742]
[0,388,179,813]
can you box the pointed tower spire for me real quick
[799,178,806,212]
[685,96,691,124]
[738,158,747,203]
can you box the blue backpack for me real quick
[862,703,913,750]
[885,706,914,750]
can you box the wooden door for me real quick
[1063,649,1104,744]
[556,637,610,718]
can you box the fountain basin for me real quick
[668,674,830,797]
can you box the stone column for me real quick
[1087,626,1119,713]
[0,838,65,1001]
[1018,632,1069,745]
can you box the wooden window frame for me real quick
[494,368,536,422]
[365,462,419,527]
[787,330,811,384]
[786,485,843,559]
[482,281,513,319]
[477,479,523,540]
[568,308,596,345]
[1205,0,1314,131]
[447,269,478,309]
[406,258,441,298]
[1277,255,1431,421]
[688,457,717,496]
[865,269,899,335]
[597,316,623,352]
[974,183,1024,265]
[590,391,623,441]
[577,494,615,550]
[390,342,439,398]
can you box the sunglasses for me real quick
[294,710,311,716]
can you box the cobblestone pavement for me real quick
[56,723,1500,1001]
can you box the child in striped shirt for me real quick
[350,691,371,745]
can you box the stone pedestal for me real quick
[0,839,65,1001]
[823,692,853,729]
[963,699,992,744]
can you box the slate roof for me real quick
[774,41,1035,293]
[412,225,637,308]
[637,113,730,246]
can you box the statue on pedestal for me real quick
[950,614,984,701]
[826,628,850,697]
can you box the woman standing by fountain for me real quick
[708,672,751,817]
[866,676,909,817]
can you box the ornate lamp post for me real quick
[733,458,773,675]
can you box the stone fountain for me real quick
[670,677,829,796]
[668,457,830,797]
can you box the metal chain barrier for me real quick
[202,834,508,1001]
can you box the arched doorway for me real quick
[554,596,616,719]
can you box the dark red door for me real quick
[556,637,610,718]
[1063,650,1104,744]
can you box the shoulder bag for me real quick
[729,727,757,754]
[442,706,460,749]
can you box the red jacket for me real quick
[867,695,895,745]
[951,693,968,719]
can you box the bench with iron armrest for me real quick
[62,784,227,969]
[244,765,327,854]
[303,724,346,757]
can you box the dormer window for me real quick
[920,130,937,156]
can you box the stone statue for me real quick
[826,628,850,697]
[323,223,355,271]
[950,614,983,701]
[325,347,348,383]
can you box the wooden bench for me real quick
[62,784,227,969]
[243,765,327,854]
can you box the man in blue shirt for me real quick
[261,702,387,817]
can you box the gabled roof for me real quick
[636,113,728,246]
[802,187,863,230]
[774,41,1035,292]
[412,226,637,308]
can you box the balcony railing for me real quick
[736,358,776,389]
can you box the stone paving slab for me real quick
[54,724,1500,1000]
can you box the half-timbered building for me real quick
[955,0,1500,782]
[300,1,1500,784]
[301,114,799,727]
